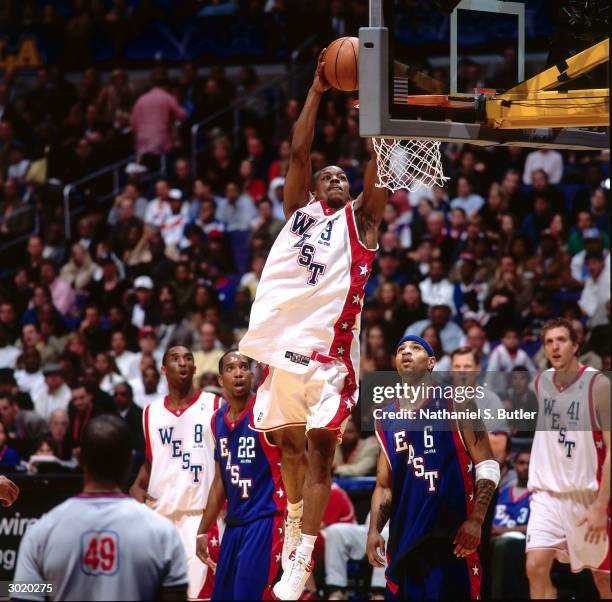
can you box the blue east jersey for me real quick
[211,399,285,600]
[493,485,531,529]
[376,397,481,600]
[212,398,285,525]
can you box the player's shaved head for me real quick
[162,345,191,366]
[80,415,132,485]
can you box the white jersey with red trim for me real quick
[239,198,376,382]
[144,391,223,516]
[528,366,605,494]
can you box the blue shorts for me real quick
[385,552,481,600]
[212,514,283,600]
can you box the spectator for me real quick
[112,381,144,454]
[78,304,110,356]
[145,179,172,228]
[160,189,190,252]
[0,420,20,467]
[172,262,196,314]
[0,327,20,369]
[39,259,76,316]
[418,259,454,314]
[572,319,603,370]
[365,250,406,301]
[486,327,536,393]
[489,451,531,599]
[192,322,224,383]
[333,416,378,477]
[0,393,47,459]
[87,256,129,313]
[129,275,158,328]
[239,254,266,300]
[0,178,32,238]
[156,300,192,350]
[67,382,109,452]
[250,198,284,242]
[125,326,163,380]
[570,228,610,284]
[578,251,610,318]
[110,330,135,379]
[60,244,98,292]
[33,364,71,420]
[522,149,563,185]
[501,367,538,440]
[216,181,258,231]
[392,283,429,335]
[47,408,71,461]
[404,304,464,354]
[0,301,20,345]
[14,348,44,395]
[450,175,484,217]
[452,253,488,317]
[464,324,491,370]
[131,68,187,159]
[524,169,566,215]
[130,364,165,409]
[94,352,123,395]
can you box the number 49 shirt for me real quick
[13,494,187,601]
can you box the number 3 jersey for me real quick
[239,198,376,382]
[212,398,285,525]
[144,391,223,516]
[529,366,606,494]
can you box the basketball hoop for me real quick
[372,137,449,192]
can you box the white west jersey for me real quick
[13,495,187,601]
[529,366,606,493]
[144,391,222,516]
[239,198,376,383]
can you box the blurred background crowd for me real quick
[0,0,609,598]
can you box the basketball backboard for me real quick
[359,0,609,149]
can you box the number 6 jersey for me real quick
[144,391,223,516]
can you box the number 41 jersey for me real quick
[212,398,285,525]
[529,366,606,493]
[144,391,223,516]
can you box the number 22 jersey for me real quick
[212,398,285,525]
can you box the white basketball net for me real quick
[372,138,449,192]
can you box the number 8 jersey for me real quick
[144,391,223,516]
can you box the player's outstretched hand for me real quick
[453,517,481,557]
[0,475,19,507]
[129,483,156,506]
[312,48,331,94]
[196,534,217,571]
[577,502,608,545]
[366,530,386,567]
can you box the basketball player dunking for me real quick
[129,346,224,600]
[367,335,500,600]
[526,318,611,599]
[239,50,388,599]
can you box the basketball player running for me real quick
[367,335,500,599]
[526,318,611,599]
[239,50,387,600]
[196,350,285,600]
[14,415,188,601]
[130,345,224,600]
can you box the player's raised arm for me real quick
[354,141,388,247]
[367,451,392,567]
[283,50,330,219]
[196,463,226,569]
[454,404,499,557]
[577,375,611,544]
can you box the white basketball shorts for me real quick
[250,359,357,438]
[526,489,610,573]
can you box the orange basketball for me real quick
[323,37,359,92]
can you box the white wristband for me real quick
[475,459,500,487]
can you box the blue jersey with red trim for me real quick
[376,397,476,580]
[492,485,530,528]
[212,400,285,525]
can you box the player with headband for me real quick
[367,335,500,600]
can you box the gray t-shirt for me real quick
[13,495,187,601]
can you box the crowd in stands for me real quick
[0,5,610,595]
